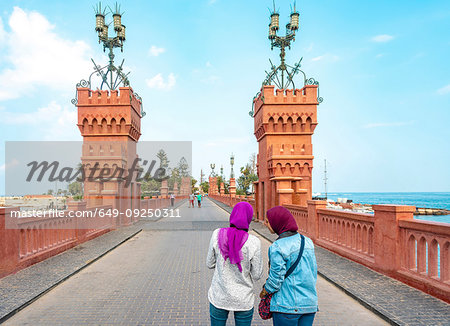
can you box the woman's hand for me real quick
[259,287,269,298]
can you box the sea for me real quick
[322,192,450,224]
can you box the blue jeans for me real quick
[209,303,253,326]
[272,312,316,326]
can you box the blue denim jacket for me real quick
[264,233,318,314]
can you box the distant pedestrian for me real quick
[197,194,202,207]
[170,193,175,207]
[189,194,195,207]
[259,206,318,326]
[207,202,263,326]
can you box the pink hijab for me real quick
[218,202,253,272]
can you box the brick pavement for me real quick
[211,197,450,326]
[0,225,142,324]
[2,198,389,325]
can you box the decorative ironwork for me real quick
[249,91,263,117]
[71,2,146,116]
[253,0,323,110]
[133,92,146,117]
[210,163,216,177]
[71,80,91,104]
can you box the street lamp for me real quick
[266,1,300,89]
[95,2,125,52]
[72,2,145,117]
[91,2,130,91]
[210,163,216,177]
[230,154,235,178]
[248,1,322,117]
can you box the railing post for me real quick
[307,200,327,241]
[0,207,20,277]
[68,201,87,240]
[372,205,415,274]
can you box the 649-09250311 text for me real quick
[9,208,181,219]
[91,208,181,219]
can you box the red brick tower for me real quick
[76,87,143,224]
[253,85,319,218]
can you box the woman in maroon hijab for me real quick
[260,206,318,326]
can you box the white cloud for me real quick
[0,101,78,140]
[312,55,324,62]
[0,17,5,43]
[376,53,385,58]
[371,34,394,43]
[311,54,339,63]
[0,159,19,172]
[201,75,220,84]
[146,73,176,90]
[437,84,450,95]
[363,121,414,128]
[0,7,93,101]
[148,45,166,57]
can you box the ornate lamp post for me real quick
[72,2,145,117]
[249,1,322,117]
[267,1,299,89]
[93,2,129,90]
[230,153,235,178]
[210,163,216,177]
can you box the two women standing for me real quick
[207,203,318,326]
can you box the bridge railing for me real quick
[1,195,185,278]
[210,195,450,303]
[210,194,256,218]
[397,219,450,298]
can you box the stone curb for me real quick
[0,228,142,324]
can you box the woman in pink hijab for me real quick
[206,202,263,326]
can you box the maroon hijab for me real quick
[266,206,298,235]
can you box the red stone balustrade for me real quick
[1,195,186,279]
[397,219,450,301]
[210,195,450,303]
[0,204,112,278]
[315,208,375,266]
[209,194,256,218]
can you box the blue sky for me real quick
[0,0,449,194]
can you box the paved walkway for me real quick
[3,198,388,325]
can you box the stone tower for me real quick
[76,87,143,225]
[253,85,319,218]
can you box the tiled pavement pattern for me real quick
[211,198,450,326]
[3,198,389,325]
[0,225,142,323]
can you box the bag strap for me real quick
[284,234,305,279]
